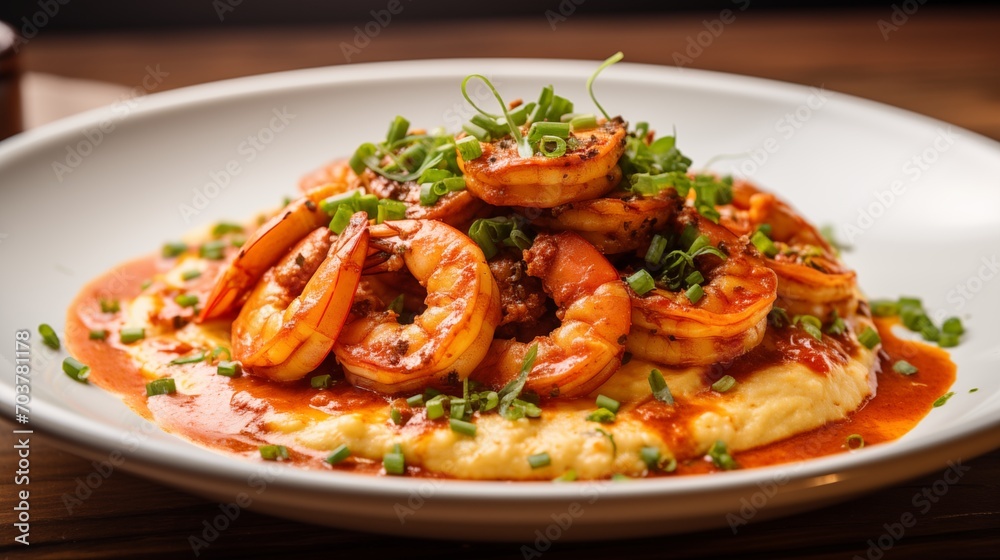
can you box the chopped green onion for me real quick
[970,388,979,393]
[326,444,351,465]
[181,269,202,281]
[383,444,406,475]
[544,95,574,122]
[554,469,577,482]
[586,408,616,423]
[100,298,120,313]
[685,270,705,286]
[390,407,404,425]
[162,241,188,258]
[209,346,231,362]
[406,394,424,408]
[611,473,631,481]
[644,234,668,267]
[426,396,447,420]
[527,121,570,145]
[169,351,205,365]
[449,398,466,420]
[846,434,865,450]
[39,323,60,350]
[892,360,918,375]
[595,394,620,414]
[174,294,199,308]
[933,392,955,407]
[711,375,737,393]
[376,199,407,223]
[145,378,176,396]
[259,445,289,461]
[942,317,965,336]
[858,326,881,349]
[386,115,410,145]
[826,311,847,335]
[62,357,90,383]
[938,332,960,348]
[328,205,354,235]
[539,135,567,158]
[199,240,227,260]
[768,307,791,328]
[461,74,532,158]
[528,452,551,469]
[498,343,538,417]
[648,369,674,405]
[481,391,499,412]
[217,360,242,377]
[750,230,778,258]
[707,440,739,470]
[89,329,108,341]
[212,222,243,237]
[920,324,940,342]
[311,374,332,388]
[449,418,477,437]
[462,121,491,142]
[587,52,623,121]
[870,299,900,317]
[569,114,598,132]
[794,315,823,341]
[120,327,145,344]
[685,283,704,304]
[349,143,378,175]
[626,269,656,296]
[456,135,483,161]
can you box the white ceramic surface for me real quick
[2,59,999,541]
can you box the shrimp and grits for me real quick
[64,55,957,480]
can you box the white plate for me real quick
[2,59,999,541]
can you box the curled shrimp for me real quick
[457,119,627,208]
[360,170,491,230]
[525,189,678,254]
[473,231,631,398]
[628,207,777,367]
[720,181,858,318]
[333,219,502,394]
[199,184,345,321]
[298,159,361,193]
[230,214,369,381]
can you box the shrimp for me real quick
[719,181,858,318]
[199,184,347,321]
[628,207,777,367]
[230,214,369,382]
[525,189,679,254]
[473,231,631,398]
[298,159,361,193]
[457,118,628,208]
[361,170,491,230]
[333,220,502,394]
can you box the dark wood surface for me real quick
[4,6,999,558]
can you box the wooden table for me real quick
[4,6,999,558]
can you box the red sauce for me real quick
[67,256,957,478]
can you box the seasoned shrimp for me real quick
[526,188,679,254]
[719,181,858,318]
[473,231,631,398]
[334,220,502,394]
[200,184,346,321]
[231,215,369,381]
[361,170,491,230]
[457,118,628,208]
[298,159,361,193]
[629,207,777,367]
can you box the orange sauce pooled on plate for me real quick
[67,256,957,478]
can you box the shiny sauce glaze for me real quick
[67,256,956,478]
